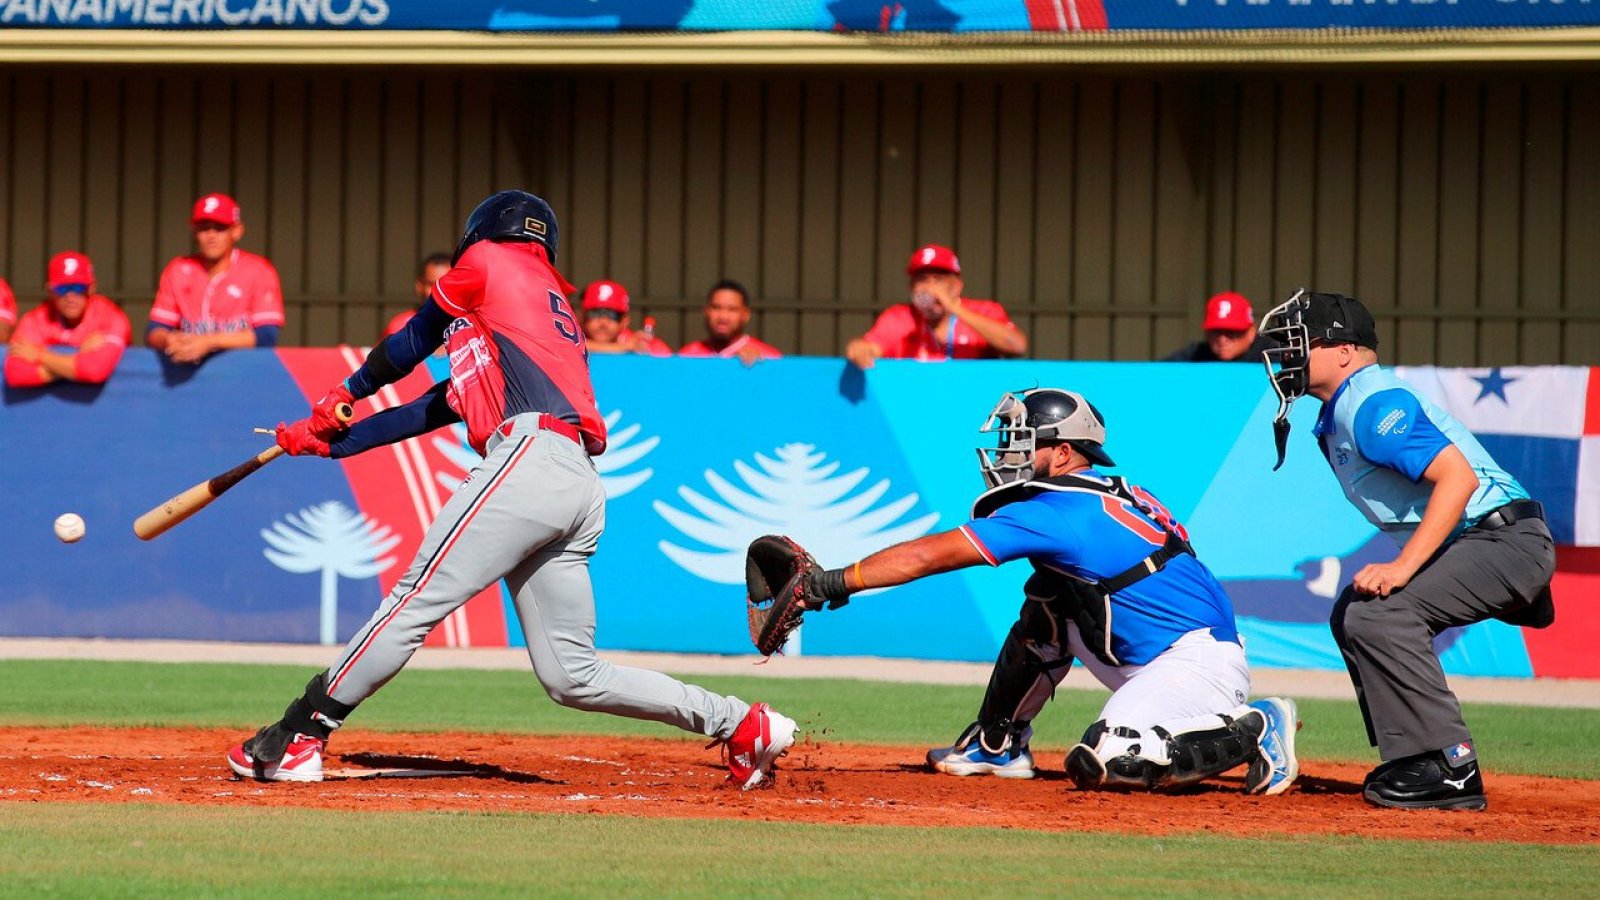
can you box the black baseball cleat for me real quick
[1362,757,1404,789]
[1363,752,1487,811]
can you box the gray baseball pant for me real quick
[321,412,750,739]
[1329,517,1555,762]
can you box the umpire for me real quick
[1259,291,1555,811]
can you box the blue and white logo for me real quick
[262,501,400,644]
[653,442,939,585]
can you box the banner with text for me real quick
[3,0,1596,32]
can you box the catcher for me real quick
[747,388,1302,795]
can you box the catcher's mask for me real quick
[976,388,1114,489]
[1260,289,1380,470]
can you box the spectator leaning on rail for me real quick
[678,279,781,365]
[846,243,1027,369]
[0,275,16,344]
[383,252,453,339]
[1164,291,1280,363]
[4,251,131,388]
[147,192,285,364]
[579,279,671,356]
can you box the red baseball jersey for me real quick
[679,334,783,360]
[0,278,16,328]
[3,294,131,386]
[862,299,1016,361]
[150,249,285,335]
[431,241,606,456]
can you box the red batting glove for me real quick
[276,419,333,457]
[309,384,355,439]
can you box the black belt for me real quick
[1473,499,1544,531]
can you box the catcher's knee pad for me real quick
[1064,720,1168,791]
[975,619,1070,739]
[1158,708,1265,788]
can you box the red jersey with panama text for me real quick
[150,249,285,335]
[862,299,1015,361]
[431,241,606,456]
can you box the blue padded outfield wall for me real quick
[2,349,1595,677]
[3,0,1597,32]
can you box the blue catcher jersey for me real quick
[1313,365,1526,544]
[960,472,1238,667]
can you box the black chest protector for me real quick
[973,473,1195,666]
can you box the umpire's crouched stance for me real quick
[1261,291,1556,811]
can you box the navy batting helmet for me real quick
[452,190,560,266]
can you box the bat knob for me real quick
[335,402,355,423]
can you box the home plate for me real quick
[323,767,479,780]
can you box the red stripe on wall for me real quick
[1584,367,1600,435]
[276,348,507,649]
[1522,545,1600,678]
[1025,0,1108,31]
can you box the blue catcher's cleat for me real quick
[1244,696,1301,796]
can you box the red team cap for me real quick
[907,244,961,277]
[1203,291,1255,331]
[46,250,95,287]
[191,193,242,227]
[581,280,630,313]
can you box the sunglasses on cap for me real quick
[51,283,90,297]
[585,309,622,322]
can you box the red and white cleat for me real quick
[723,703,797,790]
[227,733,325,783]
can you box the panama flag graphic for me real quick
[1393,366,1598,545]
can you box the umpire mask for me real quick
[976,389,1114,489]
[1260,289,1311,472]
[1260,289,1380,471]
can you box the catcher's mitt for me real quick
[746,534,828,656]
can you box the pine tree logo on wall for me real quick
[654,443,940,584]
[431,410,657,499]
[593,410,659,498]
[262,501,400,645]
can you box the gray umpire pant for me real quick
[320,412,750,740]
[1329,517,1555,762]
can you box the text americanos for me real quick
[1,0,389,26]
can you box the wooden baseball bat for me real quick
[133,403,354,541]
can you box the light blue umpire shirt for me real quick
[1312,364,1526,545]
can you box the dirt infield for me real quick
[4,726,1597,844]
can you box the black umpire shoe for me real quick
[1363,751,1487,811]
[1362,757,1404,789]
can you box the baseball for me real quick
[54,513,86,544]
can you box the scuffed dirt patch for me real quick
[3,726,1596,845]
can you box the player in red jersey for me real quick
[147,193,285,364]
[4,251,131,388]
[0,276,17,344]
[579,279,672,356]
[679,279,782,364]
[226,191,796,790]
[846,243,1027,369]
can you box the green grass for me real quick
[2,659,1598,779]
[3,658,1598,895]
[3,804,1598,898]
